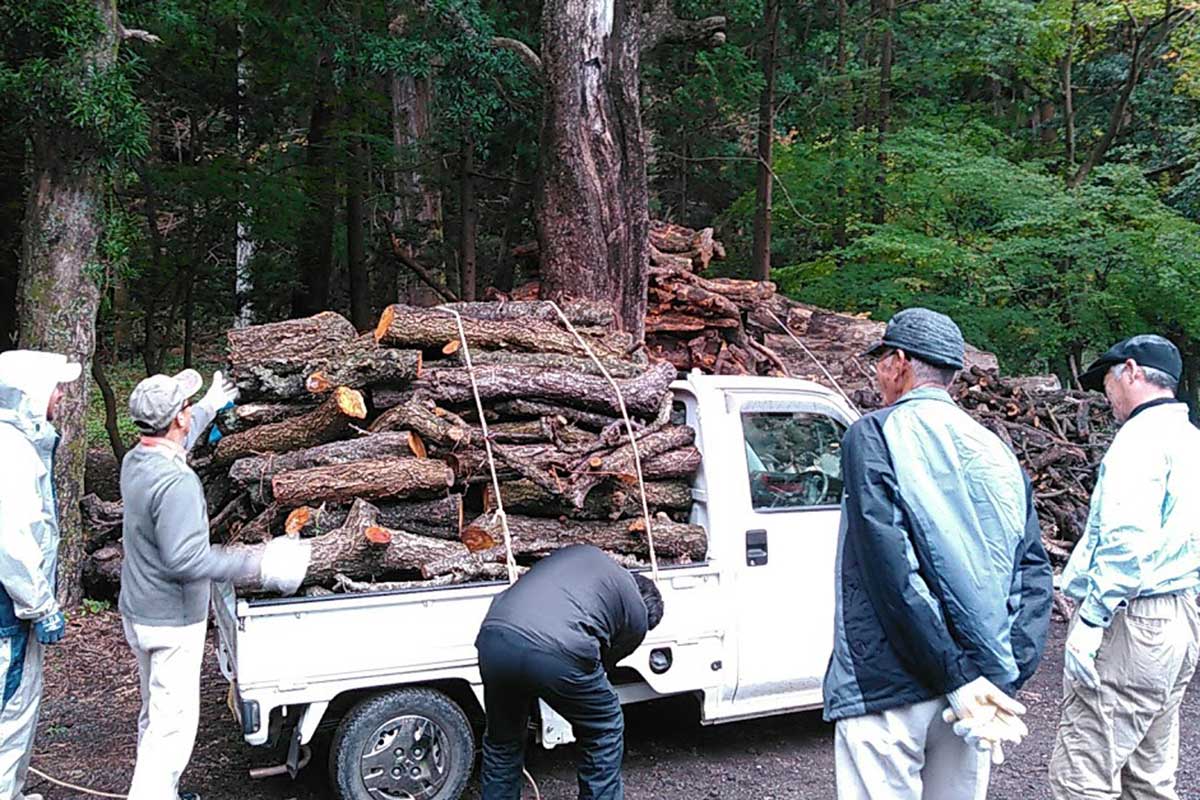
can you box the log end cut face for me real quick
[334,386,368,419]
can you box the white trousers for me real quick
[835,696,991,800]
[123,618,208,800]
[0,634,43,800]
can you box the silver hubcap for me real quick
[360,714,449,799]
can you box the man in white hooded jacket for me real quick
[0,349,83,800]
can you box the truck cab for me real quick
[213,373,858,799]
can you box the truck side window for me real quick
[742,412,846,510]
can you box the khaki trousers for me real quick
[835,696,990,800]
[1050,594,1200,800]
[123,618,208,800]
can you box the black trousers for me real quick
[476,626,625,800]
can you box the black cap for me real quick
[1078,334,1182,392]
[862,307,965,370]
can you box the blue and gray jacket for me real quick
[823,386,1053,721]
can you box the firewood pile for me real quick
[81,300,706,599]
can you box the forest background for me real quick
[2,0,1199,601]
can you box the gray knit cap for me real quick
[862,308,965,370]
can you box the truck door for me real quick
[727,392,849,710]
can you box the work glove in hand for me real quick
[200,370,239,414]
[1064,618,1104,690]
[34,610,66,645]
[259,536,311,596]
[943,677,1028,759]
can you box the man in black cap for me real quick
[475,544,664,800]
[1050,334,1200,800]
[824,308,1052,799]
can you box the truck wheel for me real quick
[330,687,474,800]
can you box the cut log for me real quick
[285,495,464,541]
[418,360,675,419]
[218,402,319,433]
[374,304,624,359]
[228,432,422,500]
[437,300,616,328]
[82,543,123,600]
[640,446,702,479]
[644,311,740,333]
[463,513,707,561]
[567,425,697,507]
[484,479,692,520]
[305,498,469,585]
[271,457,454,506]
[212,387,367,465]
[81,494,123,553]
[368,392,473,446]
[227,312,358,398]
[305,344,421,394]
[453,350,644,379]
[492,399,621,431]
[334,563,513,593]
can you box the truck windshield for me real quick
[742,411,846,509]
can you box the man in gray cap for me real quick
[120,369,309,800]
[824,308,1052,799]
[1050,335,1200,800]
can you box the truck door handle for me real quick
[746,529,768,566]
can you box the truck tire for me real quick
[330,686,475,800]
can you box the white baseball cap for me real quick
[128,369,203,433]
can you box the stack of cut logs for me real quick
[82,300,707,599]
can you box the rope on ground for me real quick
[546,303,660,583]
[524,767,542,799]
[29,766,127,799]
[437,306,519,584]
[762,308,861,414]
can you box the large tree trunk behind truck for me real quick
[536,0,650,341]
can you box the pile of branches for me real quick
[82,300,706,599]
[851,367,1114,563]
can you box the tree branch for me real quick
[120,26,161,44]
[492,36,544,82]
[388,234,459,303]
[642,1,727,54]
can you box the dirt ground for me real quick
[31,610,1200,800]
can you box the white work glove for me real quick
[259,536,311,596]
[943,677,1028,760]
[1064,618,1105,690]
[200,370,239,414]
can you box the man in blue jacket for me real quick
[824,308,1053,799]
[1050,335,1200,800]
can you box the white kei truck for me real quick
[212,372,858,800]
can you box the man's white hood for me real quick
[0,350,82,423]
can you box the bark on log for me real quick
[567,425,697,507]
[228,312,358,398]
[492,399,621,431]
[374,304,624,359]
[228,432,422,500]
[484,479,692,520]
[368,392,473,446]
[212,387,367,465]
[82,543,123,600]
[453,350,643,379]
[639,447,702,479]
[418,360,675,419]
[305,345,421,394]
[285,495,464,541]
[436,300,616,328]
[304,498,470,585]
[218,402,319,433]
[271,457,454,506]
[81,494,123,553]
[334,562,512,593]
[232,503,284,544]
[463,513,707,560]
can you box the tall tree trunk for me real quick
[459,135,478,302]
[18,0,123,606]
[537,0,650,339]
[833,0,849,249]
[389,71,444,304]
[0,130,21,351]
[234,25,256,328]
[874,0,894,225]
[292,50,338,316]
[1061,0,1078,170]
[751,0,781,282]
[347,139,370,330]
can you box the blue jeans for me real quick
[476,626,625,800]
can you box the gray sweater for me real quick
[119,443,257,626]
